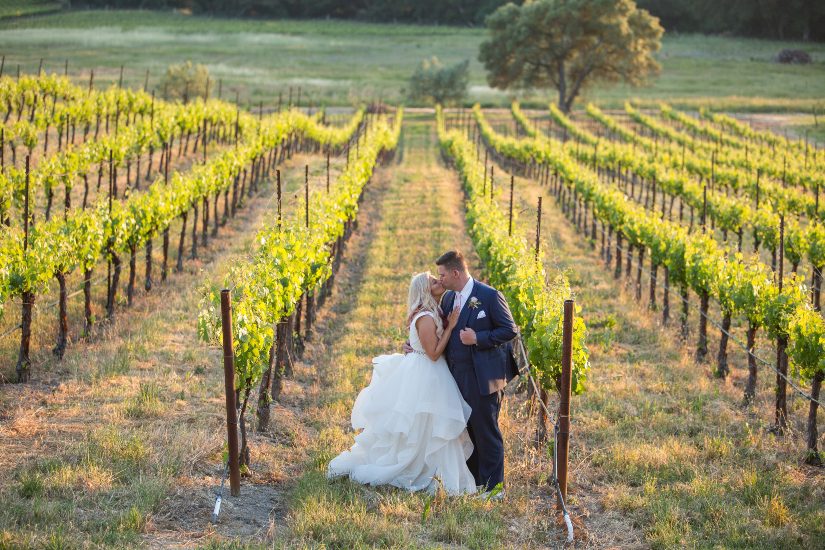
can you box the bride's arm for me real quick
[416,310,459,361]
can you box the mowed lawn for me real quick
[1,10,824,109]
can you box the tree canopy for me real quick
[407,57,470,106]
[479,0,664,112]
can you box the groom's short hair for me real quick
[436,251,467,273]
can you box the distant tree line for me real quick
[67,0,825,41]
[636,0,824,42]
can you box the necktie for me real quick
[454,292,462,312]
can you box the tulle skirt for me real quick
[327,352,477,495]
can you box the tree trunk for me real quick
[256,342,276,432]
[238,387,252,469]
[45,188,54,221]
[223,188,230,226]
[744,324,758,405]
[680,287,689,342]
[649,261,658,310]
[64,184,71,218]
[805,370,823,466]
[127,244,137,306]
[295,297,304,357]
[83,268,94,337]
[161,228,169,282]
[82,174,89,209]
[284,312,295,378]
[535,387,550,445]
[696,291,709,362]
[16,291,34,382]
[201,197,209,247]
[212,191,220,236]
[306,292,314,338]
[231,174,239,216]
[176,213,187,272]
[625,244,633,279]
[774,336,789,433]
[53,272,68,359]
[107,253,121,319]
[272,320,288,401]
[636,248,645,301]
[716,312,732,378]
[190,204,199,259]
[144,238,153,291]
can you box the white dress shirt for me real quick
[454,277,474,312]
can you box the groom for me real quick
[435,250,519,496]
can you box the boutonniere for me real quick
[468,297,481,310]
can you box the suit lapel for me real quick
[442,290,455,315]
[458,280,479,329]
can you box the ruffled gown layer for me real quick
[327,350,477,495]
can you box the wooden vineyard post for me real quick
[774,215,788,433]
[326,150,330,193]
[483,150,488,189]
[558,298,574,507]
[16,156,33,382]
[535,196,542,261]
[202,118,208,164]
[508,174,514,237]
[276,169,282,229]
[701,185,707,233]
[220,290,242,497]
[305,164,310,229]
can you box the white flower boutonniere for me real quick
[468,297,481,310]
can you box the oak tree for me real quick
[479,0,663,112]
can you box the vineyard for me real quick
[0,62,822,549]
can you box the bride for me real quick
[327,272,478,495]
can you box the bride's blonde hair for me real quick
[407,272,443,335]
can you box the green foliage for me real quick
[407,57,469,106]
[479,0,663,112]
[787,307,825,380]
[437,105,590,395]
[476,102,824,394]
[198,109,402,403]
[638,0,825,41]
[160,61,210,103]
[0,73,262,317]
[761,274,807,341]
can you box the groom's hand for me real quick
[459,328,477,346]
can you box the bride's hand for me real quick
[446,308,460,330]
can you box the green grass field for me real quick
[0,0,60,20]
[1,9,824,111]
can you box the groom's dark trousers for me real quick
[445,280,518,491]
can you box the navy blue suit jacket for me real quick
[444,280,520,395]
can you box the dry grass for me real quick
[0,147,342,548]
[473,111,825,548]
[192,113,582,548]
[3,112,821,549]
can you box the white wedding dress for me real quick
[327,311,477,495]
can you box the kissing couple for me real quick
[327,250,520,498]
